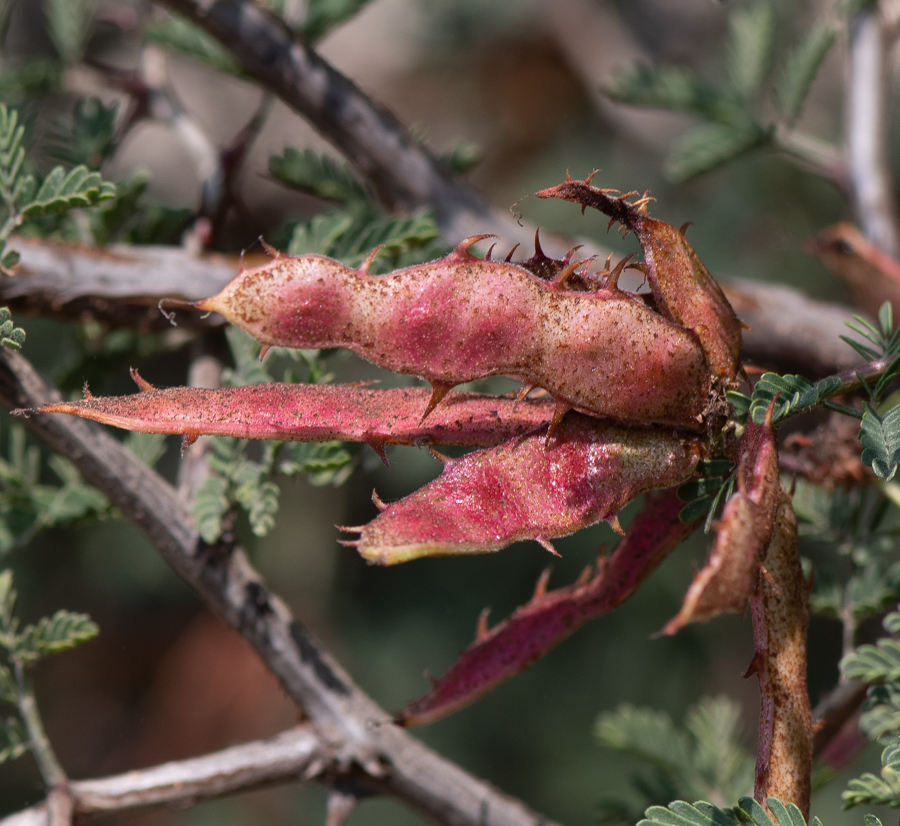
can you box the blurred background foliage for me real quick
[0,0,895,824]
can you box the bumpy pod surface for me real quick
[397,487,699,726]
[344,415,700,564]
[535,174,743,381]
[196,239,711,430]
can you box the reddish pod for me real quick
[195,235,712,431]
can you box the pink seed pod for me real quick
[664,406,780,634]
[342,415,700,565]
[534,173,743,381]
[195,237,712,431]
[396,487,700,727]
[21,374,557,458]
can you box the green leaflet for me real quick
[15,610,98,663]
[44,0,97,65]
[776,22,838,123]
[843,736,900,808]
[21,165,116,219]
[145,13,243,76]
[859,403,900,481]
[639,797,822,826]
[0,716,26,764]
[667,122,770,183]
[270,147,369,205]
[727,373,842,427]
[46,97,118,170]
[303,0,374,40]
[596,698,754,825]
[727,3,774,102]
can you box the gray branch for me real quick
[846,4,900,255]
[6,236,864,375]
[0,725,328,825]
[0,348,559,826]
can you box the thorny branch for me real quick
[0,347,562,826]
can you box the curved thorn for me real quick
[335,524,367,533]
[534,228,545,259]
[336,539,360,549]
[545,399,573,443]
[551,257,596,289]
[485,243,496,261]
[129,368,155,392]
[360,244,385,274]
[606,514,625,536]
[366,439,390,469]
[83,381,93,400]
[535,536,561,557]
[584,168,601,185]
[533,567,552,598]
[603,253,635,291]
[372,489,387,511]
[504,243,520,263]
[259,344,271,361]
[476,607,491,640]
[575,565,592,586]
[259,237,281,258]
[453,234,497,259]
[181,432,199,455]
[420,382,455,423]
[679,221,693,236]
[563,244,583,263]
[428,445,454,465]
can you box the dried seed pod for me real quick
[196,237,712,430]
[534,173,743,381]
[342,416,700,564]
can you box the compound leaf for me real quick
[270,147,368,205]
[16,609,98,662]
[859,403,900,481]
[0,716,26,763]
[21,165,115,219]
[776,22,838,123]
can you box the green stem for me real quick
[13,658,66,788]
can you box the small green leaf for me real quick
[776,22,838,123]
[46,97,118,169]
[44,0,97,64]
[0,249,18,270]
[303,0,373,40]
[680,496,716,524]
[727,2,774,101]
[16,609,98,662]
[667,122,771,182]
[146,13,243,76]
[843,735,900,807]
[0,716,27,763]
[193,475,229,544]
[884,610,900,633]
[859,402,900,481]
[0,665,15,704]
[21,165,116,219]
[441,140,483,173]
[841,636,900,683]
[726,391,751,423]
[270,148,368,205]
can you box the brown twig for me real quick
[0,347,561,826]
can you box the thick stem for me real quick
[749,488,812,816]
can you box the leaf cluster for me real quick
[269,147,442,271]
[595,696,754,823]
[0,424,108,555]
[638,796,823,826]
[0,570,98,766]
[677,459,734,529]
[607,2,838,180]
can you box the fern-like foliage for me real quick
[145,13,244,76]
[639,796,822,826]
[0,103,116,269]
[843,736,900,808]
[607,1,840,181]
[15,610,98,663]
[46,97,118,170]
[595,697,754,823]
[0,424,108,554]
[841,610,900,683]
[270,147,369,205]
[727,373,842,427]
